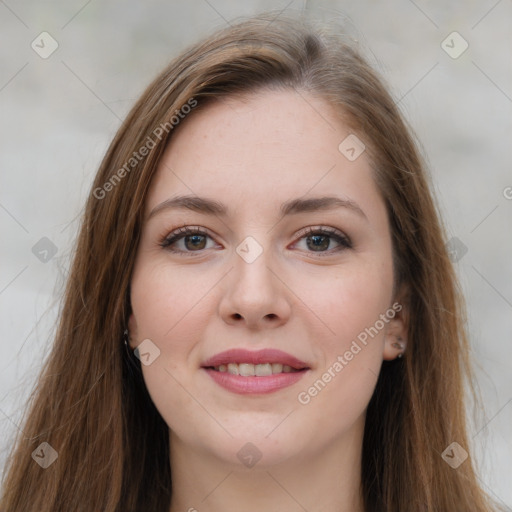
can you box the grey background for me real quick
[1,0,511,508]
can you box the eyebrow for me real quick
[148,194,367,221]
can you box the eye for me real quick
[160,226,218,255]
[160,225,352,257]
[291,226,352,256]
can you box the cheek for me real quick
[294,256,394,348]
[130,261,216,438]
[130,241,394,439]
[137,360,212,445]
[293,260,392,412]
[130,259,214,343]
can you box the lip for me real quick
[201,348,310,395]
[201,348,309,370]
[203,368,308,394]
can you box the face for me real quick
[129,89,407,468]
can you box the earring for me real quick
[392,338,405,359]
[123,328,142,375]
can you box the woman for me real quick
[0,12,502,512]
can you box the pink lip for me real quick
[201,348,310,395]
[203,368,308,394]
[201,348,309,369]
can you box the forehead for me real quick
[146,89,385,224]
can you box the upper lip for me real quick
[201,349,310,370]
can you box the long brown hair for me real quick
[0,12,502,512]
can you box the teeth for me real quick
[227,363,239,375]
[239,363,255,377]
[271,363,283,373]
[255,363,272,376]
[214,362,300,376]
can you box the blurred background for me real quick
[1,0,511,507]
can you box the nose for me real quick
[218,245,292,330]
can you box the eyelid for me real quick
[292,225,351,244]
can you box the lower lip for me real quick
[202,368,308,394]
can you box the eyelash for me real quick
[159,225,352,257]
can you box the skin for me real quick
[129,89,408,512]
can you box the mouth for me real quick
[201,348,310,394]
[206,362,304,376]
[201,348,310,374]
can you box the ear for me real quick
[383,283,409,361]
[127,312,139,350]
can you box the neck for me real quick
[168,416,365,512]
